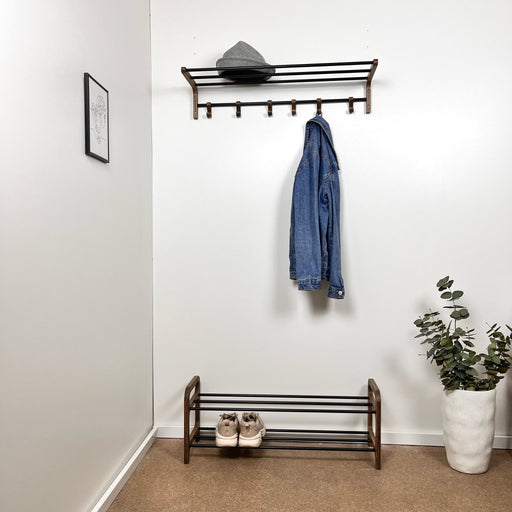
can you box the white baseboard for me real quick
[157,425,183,438]
[91,426,157,512]
[156,425,511,449]
[381,432,511,449]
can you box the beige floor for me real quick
[108,439,512,512]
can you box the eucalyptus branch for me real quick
[413,276,512,391]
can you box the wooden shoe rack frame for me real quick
[184,375,381,469]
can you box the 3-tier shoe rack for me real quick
[181,59,378,119]
[184,375,381,469]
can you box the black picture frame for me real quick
[84,73,110,163]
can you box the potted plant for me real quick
[413,276,512,474]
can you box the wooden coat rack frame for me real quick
[181,59,378,119]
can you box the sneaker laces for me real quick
[219,412,237,423]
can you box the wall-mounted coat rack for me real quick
[181,59,378,119]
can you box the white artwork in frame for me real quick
[84,73,109,163]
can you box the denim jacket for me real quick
[289,115,345,299]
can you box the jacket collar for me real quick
[307,115,339,168]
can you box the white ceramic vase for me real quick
[441,388,497,474]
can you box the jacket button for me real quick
[338,291,343,296]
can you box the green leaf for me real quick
[441,292,452,300]
[486,323,497,333]
[450,310,461,319]
[451,290,464,300]
[459,309,469,319]
[437,276,450,288]
[445,361,457,371]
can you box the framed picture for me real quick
[84,73,109,163]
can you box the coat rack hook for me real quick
[236,101,241,118]
[291,99,296,116]
[348,97,354,114]
[206,102,212,119]
[316,98,322,116]
[267,100,273,117]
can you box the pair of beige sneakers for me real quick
[215,412,266,448]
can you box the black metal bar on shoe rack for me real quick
[195,399,372,407]
[191,393,375,413]
[189,406,374,414]
[199,426,370,435]
[195,435,371,444]
[199,392,370,400]
[191,444,376,452]
[194,426,372,445]
[201,427,368,436]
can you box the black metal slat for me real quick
[190,443,375,453]
[195,399,372,407]
[267,428,369,435]
[198,76,369,87]
[199,427,370,435]
[186,60,374,72]
[189,406,374,414]
[201,393,369,399]
[190,69,372,80]
[196,435,370,444]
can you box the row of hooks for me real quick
[205,97,356,118]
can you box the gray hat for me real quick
[216,41,275,83]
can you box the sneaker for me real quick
[215,413,239,447]
[239,412,266,447]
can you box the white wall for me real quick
[0,2,153,511]
[152,0,512,443]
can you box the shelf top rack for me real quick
[181,59,378,119]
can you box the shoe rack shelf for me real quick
[181,59,378,119]
[184,375,381,469]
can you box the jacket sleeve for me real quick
[325,171,345,298]
[289,151,322,290]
